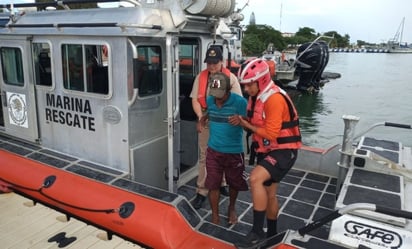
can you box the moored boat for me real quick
[262,35,335,93]
[387,17,412,53]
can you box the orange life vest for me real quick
[265,60,276,78]
[197,67,231,109]
[247,84,301,153]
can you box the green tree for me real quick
[321,31,349,48]
[323,31,339,47]
[294,27,317,41]
[357,40,368,47]
[242,33,264,56]
[343,34,350,47]
[241,21,358,52]
[242,24,285,56]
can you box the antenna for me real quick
[279,1,282,32]
[239,0,250,12]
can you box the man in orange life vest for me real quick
[190,46,242,209]
[231,58,302,248]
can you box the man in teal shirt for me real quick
[197,72,248,225]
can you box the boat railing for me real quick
[337,115,360,169]
[277,34,334,73]
[1,0,140,10]
[338,115,411,169]
[297,203,412,237]
[260,202,412,248]
[353,121,412,140]
[294,34,335,63]
[335,115,411,195]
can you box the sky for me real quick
[236,0,412,44]
[2,0,411,44]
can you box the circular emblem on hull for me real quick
[7,92,28,128]
[103,105,122,124]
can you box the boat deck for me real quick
[0,133,338,247]
[181,165,337,240]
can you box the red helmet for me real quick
[238,58,272,90]
[237,57,256,79]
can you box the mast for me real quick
[392,17,405,45]
[400,17,404,44]
[279,1,283,32]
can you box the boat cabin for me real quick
[0,0,242,192]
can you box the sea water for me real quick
[291,52,412,148]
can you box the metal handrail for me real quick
[0,0,140,10]
[294,34,335,62]
[354,121,411,140]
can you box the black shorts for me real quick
[256,149,298,186]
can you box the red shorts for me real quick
[205,147,248,191]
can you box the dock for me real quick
[330,48,389,53]
[0,192,143,249]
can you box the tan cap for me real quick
[209,72,230,98]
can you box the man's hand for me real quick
[196,121,203,133]
[228,115,241,126]
[235,115,255,133]
[197,116,207,133]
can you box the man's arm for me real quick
[190,75,203,120]
[255,94,285,140]
[235,94,284,139]
[192,98,203,120]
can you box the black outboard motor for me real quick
[295,42,322,91]
[312,41,329,88]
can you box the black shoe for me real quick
[220,186,229,196]
[192,194,206,209]
[234,230,266,249]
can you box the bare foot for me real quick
[211,213,220,225]
[228,209,238,224]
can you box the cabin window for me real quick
[0,47,24,86]
[179,44,196,77]
[61,43,109,94]
[231,27,243,41]
[135,46,162,97]
[178,39,200,121]
[33,43,52,86]
[178,40,199,97]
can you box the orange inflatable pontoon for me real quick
[0,150,234,249]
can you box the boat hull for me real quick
[0,150,234,249]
